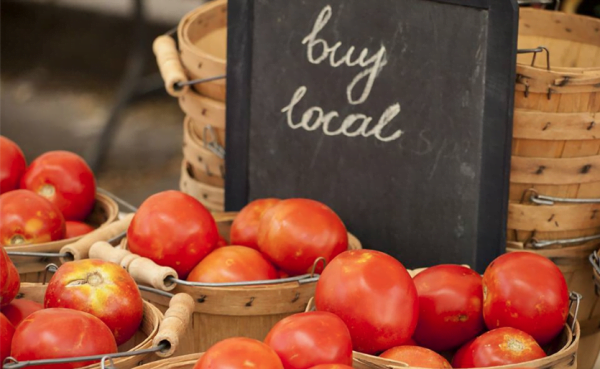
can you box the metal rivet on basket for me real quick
[201,108,207,116]
[588,121,596,130]
[197,295,207,303]
[291,293,300,303]
[246,297,255,307]
[547,214,555,222]
[581,165,592,174]
[542,122,551,131]
[535,166,546,175]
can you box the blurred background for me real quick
[1,0,598,206]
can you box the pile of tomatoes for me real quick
[187,250,569,369]
[0,136,98,246]
[0,247,144,368]
[126,192,349,281]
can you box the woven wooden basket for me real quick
[179,160,224,212]
[182,115,225,188]
[87,211,361,356]
[5,193,119,283]
[508,9,600,246]
[179,90,225,148]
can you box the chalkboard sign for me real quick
[226,0,518,272]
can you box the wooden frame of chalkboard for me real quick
[226,0,518,272]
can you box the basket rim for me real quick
[177,0,227,66]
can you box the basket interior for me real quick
[185,3,227,62]
[517,10,600,69]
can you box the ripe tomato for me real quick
[1,299,43,327]
[0,190,65,246]
[315,250,418,354]
[215,235,228,248]
[44,259,143,346]
[12,308,117,369]
[20,151,96,221]
[194,337,284,369]
[128,191,218,278]
[413,265,484,351]
[0,137,26,194]
[308,366,354,369]
[0,313,15,368]
[230,198,280,250]
[65,221,94,239]
[380,346,451,368]
[187,246,277,283]
[483,252,569,345]
[452,327,546,367]
[264,311,353,369]
[0,247,20,308]
[258,199,347,276]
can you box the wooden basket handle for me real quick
[88,241,178,291]
[60,214,135,263]
[152,293,195,358]
[153,35,189,97]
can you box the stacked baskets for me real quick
[153,0,227,212]
[506,8,600,368]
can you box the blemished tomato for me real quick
[128,191,219,278]
[264,311,353,369]
[380,346,451,368]
[258,199,348,276]
[44,259,143,346]
[315,250,418,354]
[20,151,96,221]
[12,308,117,369]
[308,366,354,369]
[65,221,94,239]
[413,265,485,351]
[452,327,546,368]
[1,299,43,327]
[0,247,20,308]
[0,137,26,194]
[483,252,569,345]
[230,198,280,250]
[194,337,284,369]
[187,246,277,283]
[0,190,65,246]
[0,313,15,369]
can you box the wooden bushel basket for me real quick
[6,193,119,283]
[136,354,204,369]
[179,160,224,212]
[87,211,362,356]
[182,116,225,189]
[12,283,194,369]
[508,9,600,246]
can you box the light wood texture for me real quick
[178,91,225,131]
[509,9,600,250]
[179,160,225,212]
[152,293,195,358]
[89,241,178,291]
[153,35,189,97]
[508,202,600,231]
[136,353,203,369]
[178,0,227,101]
[7,193,119,282]
[60,213,134,263]
[18,283,163,369]
[182,116,224,181]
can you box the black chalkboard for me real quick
[226,0,518,272]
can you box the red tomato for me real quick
[215,235,228,248]
[1,299,43,327]
[452,327,546,368]
[194,337,284,369]
[0,137,26,194]
[264,311,353,369]
[315,250,418,354]
[20,151,96,221]
[44,259,143,346]
[187,246,277,283]
[0,313,15,368]
[0,247,20,308]
[483,252,569,345]
[308,366,354,369]
[380,346,451,368]
[65,221,94,239]
[230,198,280,250]
[128,191,218,278]
[413,265,484,351]
[277,269,290,279]
[0,190,65,246]
[12,308,117,369]
[257,199,348,276]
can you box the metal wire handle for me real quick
[527,234,600,248]
[176,74,226,89]
[203,125,225,159]
[531,194,600,205]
